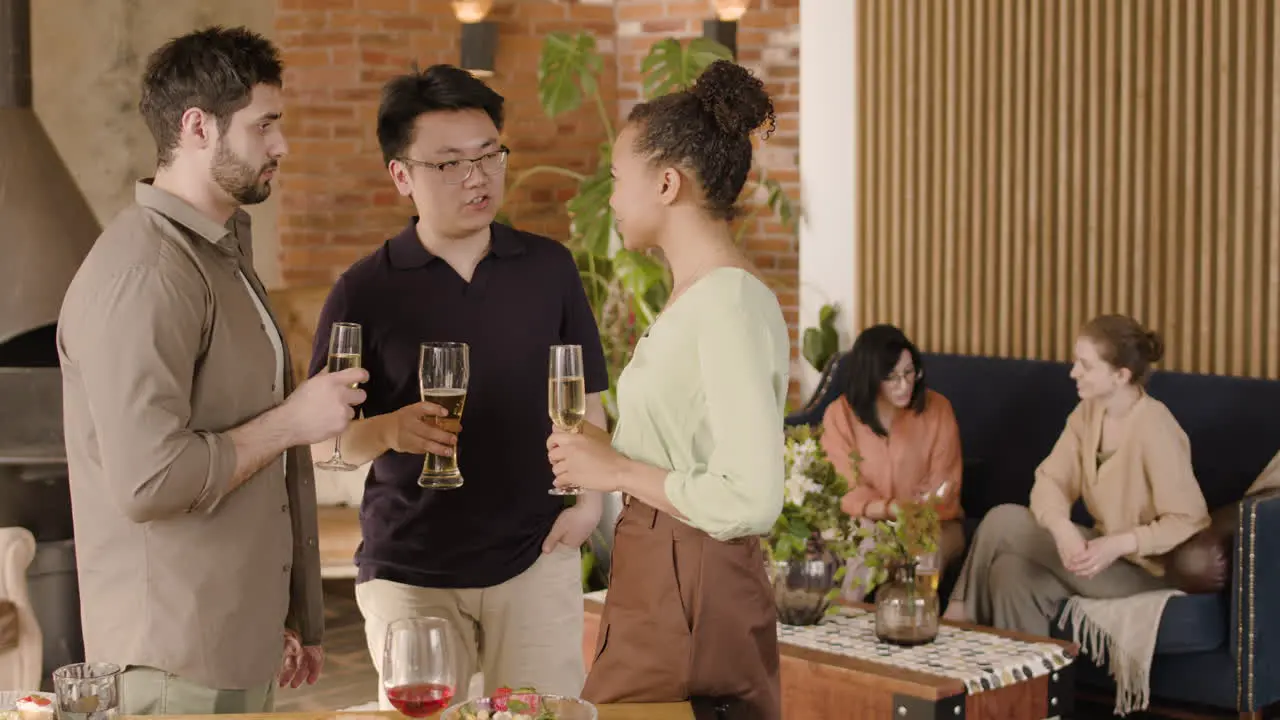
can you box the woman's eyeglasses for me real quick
[884,368,921,386]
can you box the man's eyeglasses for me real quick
[885,368,921,385]
[398,146,510,185]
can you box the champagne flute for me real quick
[419,342,469,489]
[382,617,460,718]
[315,321,363,471]
[548,344,587,496]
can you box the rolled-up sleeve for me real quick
[663,308,785,541]
[75,263,235,523]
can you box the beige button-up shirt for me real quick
[57,181,324,690]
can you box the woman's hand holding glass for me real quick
[547,429,627,493]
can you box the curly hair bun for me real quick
[1143,330,1165,364]
[690,60,775,138]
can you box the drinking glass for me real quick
[419,342,469,489]
[53,662,120,720]
[315,321,363,471]
[912,480,950,594]
[382,617,460,718]
[548,344,587,496]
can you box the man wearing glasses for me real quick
[307,65,608,706]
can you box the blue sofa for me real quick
[788,351,1280,716]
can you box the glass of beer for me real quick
[913,480,950,595]
[419,342,468,489]
[547,344,587,496]
[315,321,363,471]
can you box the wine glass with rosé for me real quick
[382,617,460,717]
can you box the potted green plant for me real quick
[851,493,944,645]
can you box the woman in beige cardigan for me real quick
[943,315,1210,635]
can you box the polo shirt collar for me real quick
[135,179,241,255]
[388,218,526,270]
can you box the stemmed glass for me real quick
[419,342,469,489]
[548,344,587,496]
[382,617,459,718]
[315,322,363,471]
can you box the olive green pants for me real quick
[119,667,275,716]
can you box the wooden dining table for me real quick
[128,702,696,720]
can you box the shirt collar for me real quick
[135,179,242,254]
[388,218,525,270]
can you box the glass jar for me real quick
[874,562,940,646]
[769,544,840,626]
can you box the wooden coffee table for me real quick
[584,594,1077,720]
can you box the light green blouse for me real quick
[611,267,790,541]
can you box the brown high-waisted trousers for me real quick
[581,498,781,720]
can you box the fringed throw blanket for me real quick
[1057,588,1183,715]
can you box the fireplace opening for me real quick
[2,0,101,690]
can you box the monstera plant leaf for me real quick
[566,143,615,257]
[641,37,734,99]
[612,250,670,327]
[538,31,604,117]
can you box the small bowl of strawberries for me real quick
[440,686,597,720]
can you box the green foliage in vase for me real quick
[765,425,862,616]
[850,496,942,599]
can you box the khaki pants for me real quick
[119,667,274,716]
[355,545,585,710]
[948,504,1170,636]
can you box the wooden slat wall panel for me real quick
[853,0,1280,379]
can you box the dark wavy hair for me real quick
[625,60,775,221]
[140,26,283,167]
[843,324,927,437]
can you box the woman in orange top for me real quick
[820,325,966,599]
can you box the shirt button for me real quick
[283,564,291,573]
[306,537,316,548]
[281,504,288,513]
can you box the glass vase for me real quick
[874,562,940,646]
[769,543,840,626]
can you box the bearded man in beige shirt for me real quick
[56,27,366,715]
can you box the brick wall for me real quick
[273,0,616,286]
[272,0,803,397]
[614,0,802,385]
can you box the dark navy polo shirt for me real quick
[307,220,608,589]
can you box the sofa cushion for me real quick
[1055,591,1227,656]
[1154,592,1229,655]
[1163,502,1239,594]
[1164,529,1229,594]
